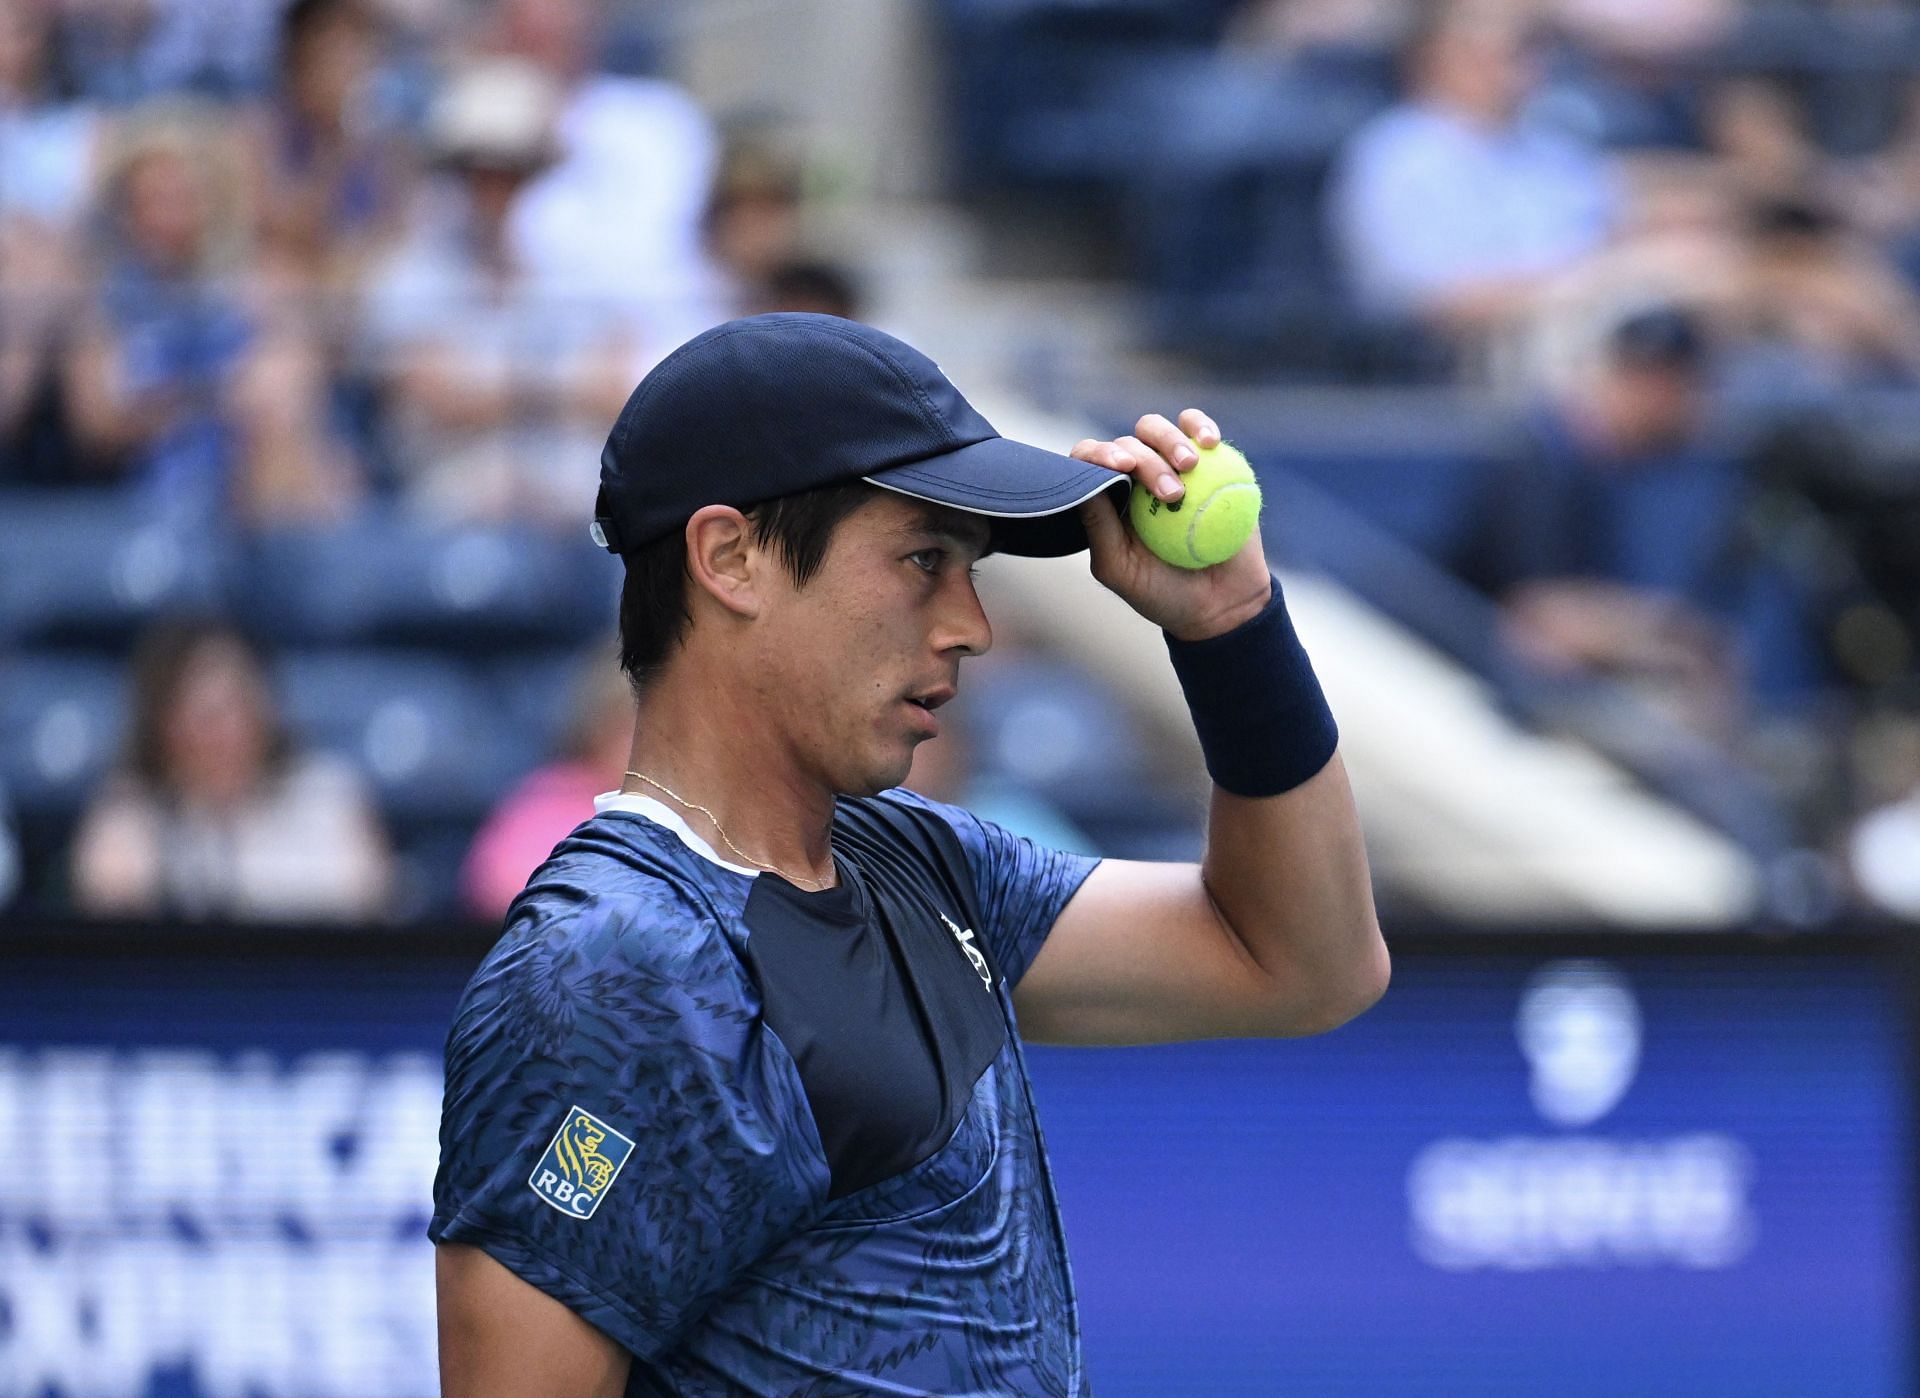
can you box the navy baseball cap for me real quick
[591,313,1124,558]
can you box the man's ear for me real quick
[684,506,762,619]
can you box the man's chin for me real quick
[832,744,919,799]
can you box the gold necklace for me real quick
[624,770,834,889]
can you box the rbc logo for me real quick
[529,1105,635,1219]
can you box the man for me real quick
[1480,305,1821,716]
[364,57,636,527]
[1328,0,1618,341]
[432,313,1387,1395]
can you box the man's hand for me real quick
[1071,408,1273,642]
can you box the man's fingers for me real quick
[1114,435,1184,501]
[1070,438,1138,477]
[1177,407,1221,447]
[1133,413,1199,471]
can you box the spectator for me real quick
[246,0,411,291]
[1725,196,1920,397]
[60,107,361,522]
[460,654,632,921]
[701,138,807,316]
[0,216,70,456]
[1702,78,1825,205]
[754,259,863,320]
[1473,306,1823,725]
[70,619,392,921]
[56,0,285,104]
[1327,0,1619,345]
[488,0,721,351]
[0,0,101,233]
[0,0,91,464]
[361,58,636,526]
[1541,0,1735,149]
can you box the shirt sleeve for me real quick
[880,789,1101,988]
[429,887,832,1360]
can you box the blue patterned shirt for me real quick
[431,787,1100,1394]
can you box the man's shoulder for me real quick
[456,815,755,1040]
[524,805,747,915]
[836,787,984,863]
[1345,103,1479,172]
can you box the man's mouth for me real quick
[906,686,956,713]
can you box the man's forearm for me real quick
[1166,576,1388,1033]
[1201,753,1387,1035]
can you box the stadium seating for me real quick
[242,508,616,650]
[0,489,233,647]
[0,651,128,908]
[273,648,537,826]
[275,648,557,918]
[0,651,128,819]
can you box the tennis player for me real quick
[431,314,1387,1395]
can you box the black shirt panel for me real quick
[739,797,1007,1200]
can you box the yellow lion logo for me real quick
[553,1110,618,1191]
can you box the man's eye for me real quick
[908,548,944,572]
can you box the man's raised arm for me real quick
[1010,409,1388,1046]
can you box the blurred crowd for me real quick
[0,0,856,529]
[952,0,1920,920]
[16,0,1920,926]
[0,0,878,921]
[1303,0,1920,915]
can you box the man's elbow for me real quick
[1284,927,1391,1037]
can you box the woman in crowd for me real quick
[71,620,392,921]
[60,107,361,522]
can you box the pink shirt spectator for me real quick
[460,759,604,921]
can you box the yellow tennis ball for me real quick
[1128,440,1262,569]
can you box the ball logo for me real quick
[529,1105,635,1219]
[1407,959,1755,1271]
[1517,960,1641,1127]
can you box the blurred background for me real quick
[1,0,1916,1392]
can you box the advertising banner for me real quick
[0,931,1906,1396]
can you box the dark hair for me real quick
[1749,195,1843,242]
[617,482,876,691]
[761,261,862,321]
[279,0,374,74]
[1609,305,1707,372]
[121,619,292,792]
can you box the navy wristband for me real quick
[1164,575,1339,798]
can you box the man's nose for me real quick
[938,572,993,658]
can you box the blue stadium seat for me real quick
[485,648,601,764]
[274,649,538,825]
[0,489,233,647]
[0,652,128,818]
[243,508,616,650]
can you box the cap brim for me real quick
[862,437,1127,557]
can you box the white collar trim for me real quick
[594,790,761,877]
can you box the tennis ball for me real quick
[1128,440,1262,569]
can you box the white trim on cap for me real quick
[860,473,1123,519]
